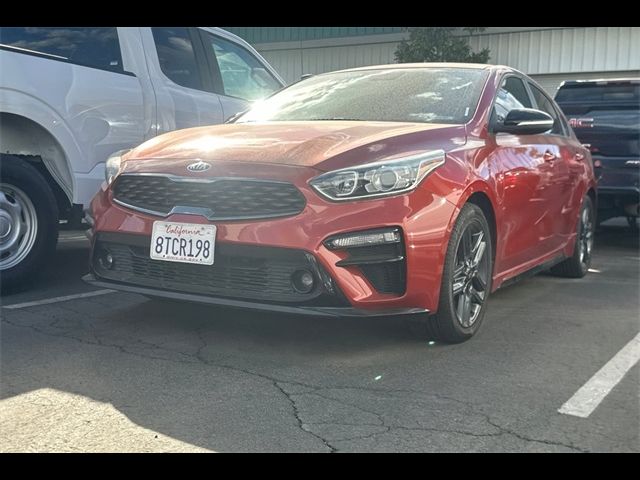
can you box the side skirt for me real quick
[497,254,566,290]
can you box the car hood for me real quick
[124,121,467,173]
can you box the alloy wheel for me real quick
[578,204,594,267]
[451,222,489,328]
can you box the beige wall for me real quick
[254,27,640,94]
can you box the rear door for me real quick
[142,27,224,133]
[527,81,582,251]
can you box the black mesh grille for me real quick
[93,235,324,303]
[343,243,406,295]
[359,262,406,295]
[112,175,306,220]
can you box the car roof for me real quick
[330,62,505,74]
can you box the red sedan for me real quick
[85,63,596,343]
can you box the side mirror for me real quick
[494,108,554,135]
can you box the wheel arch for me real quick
[450,182,499,260]
[0,91,84,203]
[0,111,78,217]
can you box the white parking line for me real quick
[558,332,640,418]
[2,289,115,310]
[59,235,89,242]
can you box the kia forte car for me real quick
[84,63,596,343]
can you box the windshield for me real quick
[237,67,489,125]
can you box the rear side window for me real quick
[151,27,202,91]
[202,32,281,101]
[0,27,123,72]
[555,83,640,103]
[529,83,566,135]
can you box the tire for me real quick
[409,203,493,343]
[550,195,595,278]
[0,155,59,291]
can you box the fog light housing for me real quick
[98,250,115,270]
[291,269,315,294]
[324,228,401,250]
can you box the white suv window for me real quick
[151,27,203,91]
[202,33,281,101]
[0,27,123,73]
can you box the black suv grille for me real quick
[112,175,306,220]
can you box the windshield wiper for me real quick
[306,117,364,121]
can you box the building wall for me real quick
[227,27,640,94]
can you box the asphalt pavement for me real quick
[1,221,638,452]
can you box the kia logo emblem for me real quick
[187,161,211,172]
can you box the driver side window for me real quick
[492,76,533,129]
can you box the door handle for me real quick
[543,151,557,162]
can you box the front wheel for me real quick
[411,203,493,343]
[0,155,59,291]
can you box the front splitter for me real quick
[83,273,428,318]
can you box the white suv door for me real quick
[141,27,225,133]
[141,27,283,133]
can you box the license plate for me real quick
[150,221,216,265]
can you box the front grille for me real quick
[112,174,306,220]
[92,233,345,304]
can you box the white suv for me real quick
[0,27,284,289]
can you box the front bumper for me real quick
[83,273,428,318]
[88,166,457,313]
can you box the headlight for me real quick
[309,150,445,201]
[104,149,130,184]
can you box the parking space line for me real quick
[59,235,89,242]
[2,289,115,310]
[558,332,640,418]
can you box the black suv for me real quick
[555,79,640,228]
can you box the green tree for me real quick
[394,27,490,64]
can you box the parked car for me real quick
[84,63,596,343]
[554,78,639,228]
[0,27,284,288]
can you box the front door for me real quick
[489,75,559,274]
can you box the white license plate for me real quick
[150,221,216,265]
